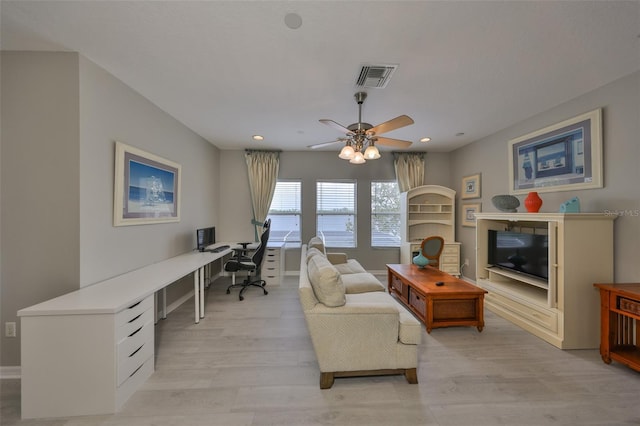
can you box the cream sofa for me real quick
[299,237,421,389]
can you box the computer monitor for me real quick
[196,226,215,251]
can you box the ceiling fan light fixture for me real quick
[364,144,380,159]
[349,151,366,164]
[338,144,355,160]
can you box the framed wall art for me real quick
[114,141,181,226]
[508,108,602,195]
[461,173,481,199]
[462,203,481,227]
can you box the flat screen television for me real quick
[196,226,216,252]
[487,230,549,281]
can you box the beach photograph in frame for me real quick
[508,108,602,195]
[461,173,481,199]
[114,141,181,226]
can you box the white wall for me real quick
[218,150,453,272]
[78,56,220,286]
[451,71,640,281]
[1,52,81,367]
[0,52,220,367]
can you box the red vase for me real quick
[524,191,543,213]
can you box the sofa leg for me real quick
[320,372,334,389]
[404,368,418,384]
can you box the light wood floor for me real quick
[2,274,640,425]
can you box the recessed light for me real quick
[420,137,431,143]
[455,132,465,137]
[284,13,302,30]
[252,135,264,141]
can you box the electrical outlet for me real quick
[464,258,470,266]
[5,322,16,338]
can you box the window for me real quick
[371,181,401,247]
[267,180,301,243]
[316,181,356,248]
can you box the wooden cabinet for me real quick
[400,185,460,276]
[475,213,616,349]
[593,283,640,372]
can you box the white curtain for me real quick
[394,153,425,192]
[245,150,280,240]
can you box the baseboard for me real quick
[0,366,21,379]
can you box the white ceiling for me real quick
[2,1,639,153]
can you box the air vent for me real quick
[355,64,398,88]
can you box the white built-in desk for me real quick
[17,247,231,419]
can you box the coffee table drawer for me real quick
[409,290,426,316]
[391,275,409,300]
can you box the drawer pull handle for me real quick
[129,363,144,378]
[128,326,143,337]
[128,313,143,324]
[128,301,142,309]
[129,344,144,358]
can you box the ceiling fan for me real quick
[309,92,414,164]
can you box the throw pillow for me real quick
[308,236,326,254]
[306,247,324,263]
[307,254,345,307]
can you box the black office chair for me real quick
[224,219,271,301]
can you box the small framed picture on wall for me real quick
[461,173,481,199]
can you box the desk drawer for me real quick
[117,318,154,386]
[115,296,153,328]
[442,245,459,256]
[116,302,154,342]
[409,289,426,317]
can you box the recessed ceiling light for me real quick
[252,135,264,141]
[420,137,431,143]
[455,132,465,137]
[284,13,302,30]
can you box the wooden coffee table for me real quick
[387,264,487,333]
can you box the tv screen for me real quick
[488,230,548,280]
[196,226,216,251]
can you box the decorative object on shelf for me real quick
[461,173,481,199]
[462,203,482,227]
[559,196,581,213]
[524,191,543,212]
[412,252,429,268]
[491,194,520,212]
[508,108,603,195]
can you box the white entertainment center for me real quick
[475,212,616,349]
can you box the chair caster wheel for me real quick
[264,290,269,295]
[226,290,230,294]
[239,296,244,301]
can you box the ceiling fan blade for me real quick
[375,136,413,149]
[368,115,414,136]
[307,139,345,149]
[319,119,354,135]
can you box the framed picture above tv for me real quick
[508,108,602,195]
[114,141,181,226]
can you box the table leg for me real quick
[161,288,167,319]
[199,266,205,318]
[194,271,200,324]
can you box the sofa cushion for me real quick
[306,247,324,263]
[332,259,367,275]
[340,272,386,294]
[308,236,326,254]
[307,254,345,307]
